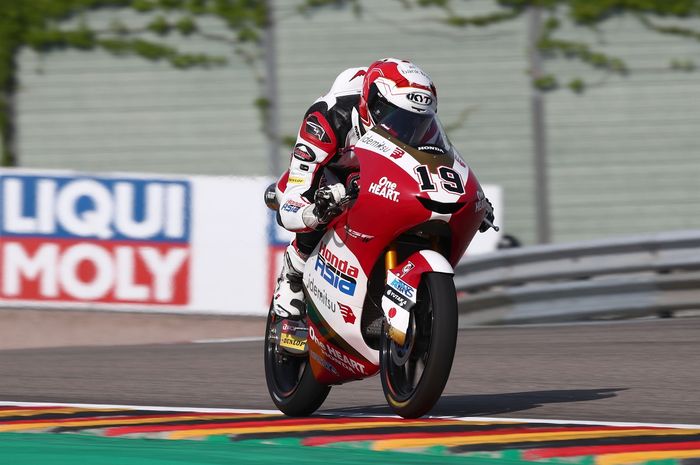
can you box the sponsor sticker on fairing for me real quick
[385,287,409,309]
[417,145,445,154]
[0,174,191,305]
[306,277,337,314]
[338,302,356,324]
[314,242,359,296]
[381,270,416,340]
[398,261,415,278]
[368,177,399,202]
[343,225,374,243]
[356,133,394,154]
[387,271,416,303]
[309,326,367,375]
[390,147,405,159]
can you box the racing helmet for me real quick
[359,58,438,133]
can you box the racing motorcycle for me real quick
[263,110,496,419]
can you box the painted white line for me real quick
[460,318,661,330]
[0,401,280,415]
[191,336,264,344]
[447,416,700,430]
[322,411,700,429]
[1,401,699,430]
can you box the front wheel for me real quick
[264,311,331,416]
[380,273,458,418]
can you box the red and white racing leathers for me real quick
[275,67,369,236]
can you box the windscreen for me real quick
[374,100,451,153]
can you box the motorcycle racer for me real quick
[272,58,440,319]
[273,58,455,319]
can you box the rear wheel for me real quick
[264,311,331,416]
[380,273,458,418]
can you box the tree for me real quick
[0,0,269,167]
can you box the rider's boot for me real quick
[272,245,306,319]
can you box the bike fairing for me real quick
[300,124,485,385]
[303,231,377,382]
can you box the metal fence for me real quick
[454,230,700,325]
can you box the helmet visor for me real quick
[372,99,450,152]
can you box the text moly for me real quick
[1,240,189,303]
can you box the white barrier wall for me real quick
[0,169,500,315]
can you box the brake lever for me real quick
[338,194,355,207]
[482,216,500,232]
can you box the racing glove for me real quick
[479,197,496,233]
[302,183,346,230]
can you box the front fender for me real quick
[381,250,454,345]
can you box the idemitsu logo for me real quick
[0,174,191,305]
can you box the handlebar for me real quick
[345,174,360,199]
[481,216,500,232]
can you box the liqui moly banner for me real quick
[0,169,272,315]
[0,173,191,306]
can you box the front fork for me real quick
[381,243,454,345]
[385,243,398,272]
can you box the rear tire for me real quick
[380,273,458,418]
[264,310,331,416]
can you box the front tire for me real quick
[380,273,458,418]
[264,311,331,416]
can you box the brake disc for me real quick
[390,314,416,366]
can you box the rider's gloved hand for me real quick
[478,197,495,233]
[302,183,346,230]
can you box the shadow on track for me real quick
[325,388,625,417]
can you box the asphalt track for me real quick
[0,317,698,424]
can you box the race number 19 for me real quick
[415,165,465,195]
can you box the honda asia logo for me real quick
[406,92,433,106]
[0,174,191,305]
[281,199,305,213]
[314,243,359,296]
